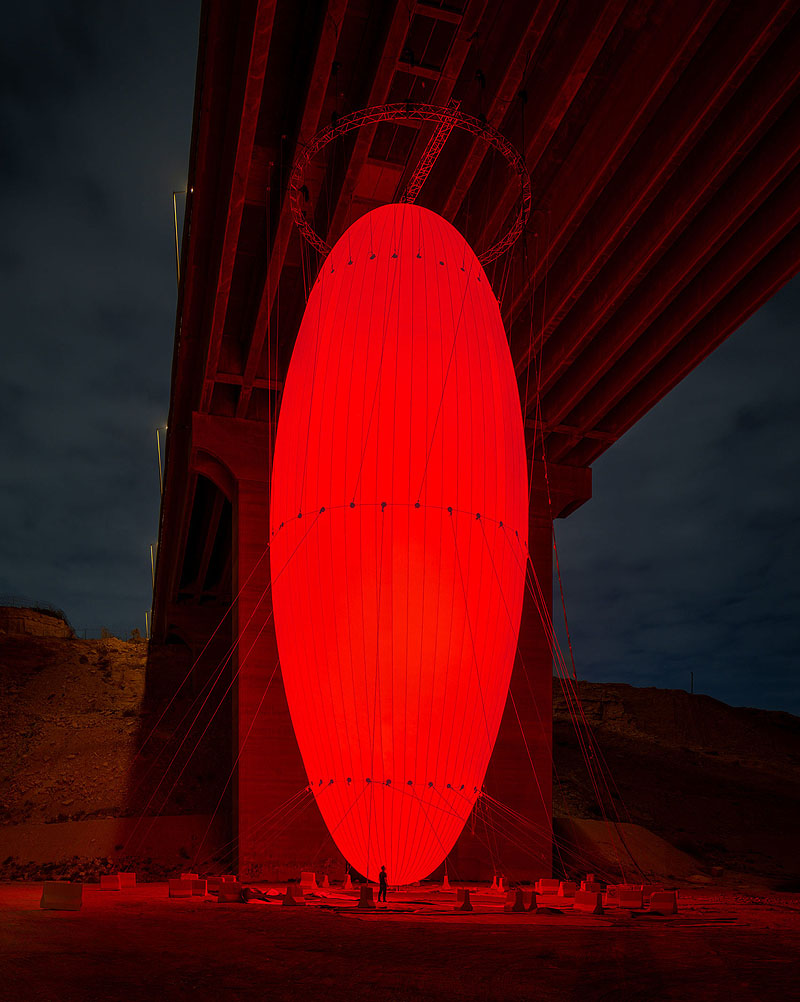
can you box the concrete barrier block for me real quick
[618,888,643,909]
[536,878,560,894]
[118,873,136,888]
[573,890,603,914]
[456,888,473,911]
[221,874,237,883]
[282,885,305,906]
[358,885,375,909]
[649,891,678,915]
[100,874,121,891]
[192,879,207,896]
[40,881,82,911]
[322,874,330,888]
[300,871,317,889]
[558,881,576,897]
[344,874,353,890]
[217,882,245,903]
[504,889,527,913]
[180,872,199,880]
[168,879,193,898]
[581,880,602,893]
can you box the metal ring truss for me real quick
[289,103,532,265]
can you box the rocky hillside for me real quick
[1,633,798,886]
[0,605,73,639]
[0,633,230,879]
[552,679,800,886]
[0,635,147,825]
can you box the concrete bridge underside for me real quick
[151,0,800,881]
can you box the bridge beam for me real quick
[552,166,800,461]
[237,0,349,420]
[199,0,278,412]
[438,0,561,225]
[563,221,800,467]
[513,0,799,385]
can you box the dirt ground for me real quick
[2,881,799,1002]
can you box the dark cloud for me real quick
[0,1,200,635]
[0,2,796,713]
[553,275,800,714]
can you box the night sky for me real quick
[2,3,798,714]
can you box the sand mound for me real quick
[555,817,700,882]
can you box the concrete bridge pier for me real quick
[451,461,590,882]
[188,414,589,881]
[192,412,336,881]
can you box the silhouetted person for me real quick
[378,865,388,903]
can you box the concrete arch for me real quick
[192,448,237,504]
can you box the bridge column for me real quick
[192,413,336,881]
[452,461,590,881]
[233,476,321,880]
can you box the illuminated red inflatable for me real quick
[270,203,527,884]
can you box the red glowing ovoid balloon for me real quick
[270,203,528,884]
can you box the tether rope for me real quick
[125,513,322,855]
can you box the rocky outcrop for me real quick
[552,679,800,884]
[0,606,73,639]
[0,634,228,880]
